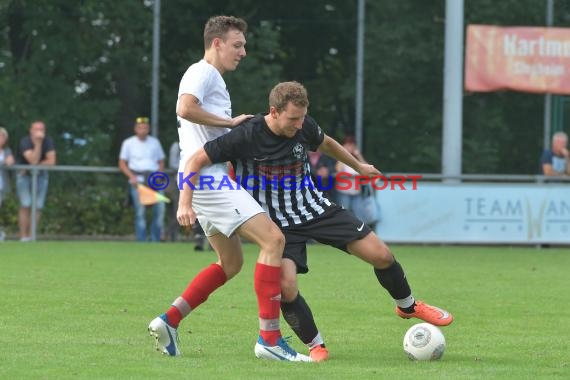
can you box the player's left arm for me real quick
[318,135,381,177]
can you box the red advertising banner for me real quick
[465,25,570,94]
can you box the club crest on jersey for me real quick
[292,143,304,159]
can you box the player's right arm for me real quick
[177,122,254,227]
[177,94,252,128]
[177,148,212,227]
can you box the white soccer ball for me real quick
[403,323,446,361]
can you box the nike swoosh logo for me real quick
[253,157,269,161]
[357,223,365,231]
[434,306,450,319]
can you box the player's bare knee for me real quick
[262,228,285,256]
[280,279,298,302]
[373,243,395,268]
[219,255,244,280]
[221,261,242,280]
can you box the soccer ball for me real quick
[403,323,446,361]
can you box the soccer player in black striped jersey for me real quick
[179,81,454,362]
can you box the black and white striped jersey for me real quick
[204,113,333,228]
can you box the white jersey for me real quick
[175,59,265,237]
[119,135,165,173]
[176,59,231,177]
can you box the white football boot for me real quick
[254,336,312,362]
[148,315,181,356]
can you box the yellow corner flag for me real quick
[137,184,171,206]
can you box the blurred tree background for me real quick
[0,0,568,236]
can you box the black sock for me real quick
[280,293,319,346]
[398,304,416,314]
[374,260,412,301]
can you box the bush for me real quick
[0,171,138,238]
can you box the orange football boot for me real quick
[396,301,453,326]
[309,345,329,362]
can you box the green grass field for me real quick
[1,242,568,379]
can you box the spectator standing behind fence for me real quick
[308,150,337,202]
[335,136,380,230]
[118,117,166,242]
[16,120,56,242]
[0,127,15,241]
[541,131,570,176]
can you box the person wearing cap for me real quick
[118,116,166,242]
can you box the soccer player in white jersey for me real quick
[148,16,310,362]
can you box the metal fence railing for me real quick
[3,165,123,241]
[1,165,568,241]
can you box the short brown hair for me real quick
[204,15,247,49]
[269,81,310,112]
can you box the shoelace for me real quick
[277,336,297,356]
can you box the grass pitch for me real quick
[1,242,568,379]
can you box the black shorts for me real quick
[282,205,372,274]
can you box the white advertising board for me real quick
[375,183,570,244]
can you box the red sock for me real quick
[165,263,227,327]
[254,263,282,346]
